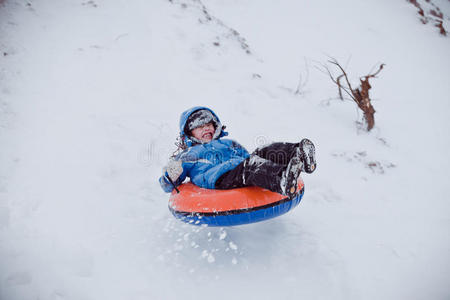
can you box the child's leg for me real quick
[256,140,317,174]
[215,156,286,194]
[253,142,299,166]
[215,140,315,195]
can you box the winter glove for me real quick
[164,159,183,182]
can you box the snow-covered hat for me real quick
[185,109,218,132]
[179,106,228,147]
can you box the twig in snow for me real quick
[323,57,385,131]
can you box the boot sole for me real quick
[283,156,302,198]
[299,139,316,173]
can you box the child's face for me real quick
[191,122,215,143]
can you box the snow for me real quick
[0,0,449,299]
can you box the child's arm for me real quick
[231,140,250,158]
[159,152,194,193]
[159,164,188,193]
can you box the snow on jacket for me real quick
[159,106,250,193]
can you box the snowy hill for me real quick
[0,0,449,299]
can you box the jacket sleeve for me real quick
[159,174,174,193]
[231,140,250,158]
[159,151,194,193]
[159,168,188,193]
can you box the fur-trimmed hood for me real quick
[179,106,228,147]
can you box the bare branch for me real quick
[337,74,344,100]
[323,58,385,131]
[294,58,310,95]
[328,58,355,92]
[361,63,385,80]
[323,62,355,101]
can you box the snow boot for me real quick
[281,154,303,198]
[299,138,316,174]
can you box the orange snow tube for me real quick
[168,177,305,226]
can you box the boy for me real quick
[159,106,316,197]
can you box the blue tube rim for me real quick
[168,188,304,226]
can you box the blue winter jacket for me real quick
[159,107,250,193]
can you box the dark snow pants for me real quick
[215,142,300,194]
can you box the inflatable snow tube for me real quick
[168,178,305,227]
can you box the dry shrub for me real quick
[324,58,385,131]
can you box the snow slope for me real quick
[0,0,449,299]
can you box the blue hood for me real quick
[179,106,228,147]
